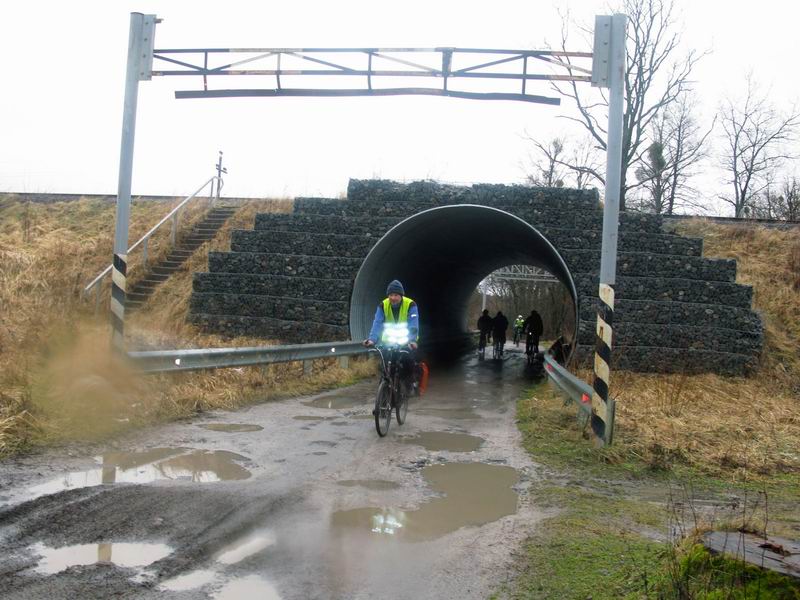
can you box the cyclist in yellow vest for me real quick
[363,280,420,393]
[363,280,419,350]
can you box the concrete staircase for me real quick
[126,206,237,310]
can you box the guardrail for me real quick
[543,353,615,446]
[127,340,368,374]
[82,174,222,311]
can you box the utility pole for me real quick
[590,14,627,445]
[111,13,157,353]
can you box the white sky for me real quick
[1,0,798,212]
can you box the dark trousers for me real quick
[526,332,539,355]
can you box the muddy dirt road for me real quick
[0,347,546,599]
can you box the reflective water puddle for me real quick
[398,431,483,452]
[337,480,401,491]
[31,541,172,574]
[214,575,282,599]
[302,390,366,410]
[27,449,251,499]
[215,529,276,565]
[161,569,217,591]
[292,415,332,421]
[331,462,518,542]
[198,424,264,433]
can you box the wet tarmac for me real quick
[198,424,264,433]
[0,343,543,600]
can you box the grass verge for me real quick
[501,382,800,599]
[0,195,373,456]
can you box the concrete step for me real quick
[152,265,181,275]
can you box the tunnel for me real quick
[349,204,579,360]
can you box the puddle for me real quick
[27,449,251,498]
[331,463,518,542]
[399,432,483,452]
[337,480,401,491]
[292,415,330,421]
[161,569,217,591]
[215,529,275,565]
[214,575,282,600]
[198,424,263,433]
[302,391,365,410]
[312,451,328,456]
[31,541,172,574]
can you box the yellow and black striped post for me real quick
[110,253,127,352]
[592,283,616,445]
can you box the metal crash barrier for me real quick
[543,353,615,446]
[127,341,368,374]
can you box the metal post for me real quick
[338,355,350,369]
[303,360,313,376]
[111,13,156,353]
[215,151,227,204]
[170,212,178,247]
[591,13,626,446]
[142,237,148,266]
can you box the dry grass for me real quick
[0,196,372,457]
[589,219,800,478]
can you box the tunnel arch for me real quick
[349,204,578,358]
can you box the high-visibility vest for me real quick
[381,296,415,343]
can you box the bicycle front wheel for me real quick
[374,379,392,437]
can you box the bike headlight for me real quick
[385,324,410,345]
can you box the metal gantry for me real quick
[111,13,625,446]
[151,47,593,105]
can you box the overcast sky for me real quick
[2,0,798,213]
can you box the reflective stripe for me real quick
[381,296,414,343]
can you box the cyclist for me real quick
[476,309,493,356]
[513,314,524,346]
[522,309,544,356]
[363,280,420,393]
[492,311,509,357]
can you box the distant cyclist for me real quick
[477,309,493,354]
[492,311,509,357]
[522,309,544,356]
[513,314,524,346]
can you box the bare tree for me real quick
[524,137,568,187]
[633,93,714,214]
[544,0,702,208]
[750,175,800,221]
[522,135,603,189]
[718,77,800,218]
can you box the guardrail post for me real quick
[142,237,149,265]
[338,355,350,369]
[303,360,313,376]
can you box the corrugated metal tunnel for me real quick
[349,205,578,359]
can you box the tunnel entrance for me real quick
[349,205,578,360]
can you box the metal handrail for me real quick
[128,340,368,373]
[82,175,222,305]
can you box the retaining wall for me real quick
[189,179,763,375]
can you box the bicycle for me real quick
[477,331,489,361]
[493,336,504,360]
[513,327,521,347]
[370,326,412,437]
